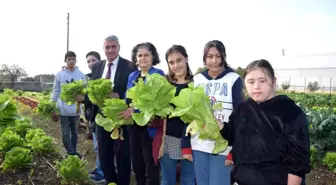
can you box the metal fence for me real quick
[276,76,336,94]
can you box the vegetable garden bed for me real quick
[0,153,61,185]
[1,89,335,185]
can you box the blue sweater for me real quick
[51,66,86,116]
[126,67,165,138]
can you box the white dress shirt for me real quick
[102,56,119,83]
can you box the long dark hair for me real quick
[203,40,229,69]
[165,45,193,82]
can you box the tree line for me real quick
[0,64,55,82]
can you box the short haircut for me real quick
[65,51,76,60]
[86,51,101,61]
[104,35,119,44]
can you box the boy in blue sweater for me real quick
[51,51,86,158]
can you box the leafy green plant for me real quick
[27,134,55,155]
[16,90,24,96]
[3,88,15,96]
[310,145,321,169]
[0,147,33,172]
[306,108,336,150]
[127,73,176,126]
[12,118,33,137]
[281,81,290,91]
[0,130,25,152]
[25,128,55,155]
[56,155,89,185]
[235,67,245,78]
[194,66,207,75]
[323,152,336,173]
[307,81,320,92]
[60,80,87,105]
[25,128,46,142]
[95,99,133,140]
[280,91,336,107]
[59,79,87,114]
[42,89,52,96]
[86,78,113,108]
[37,99,58,117]
[0,94,18,130]
[170,83,228,154]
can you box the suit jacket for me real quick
[90,57,137,123]
[84,73,93,121]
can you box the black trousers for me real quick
[96,125,131,185]
[128,125,160,185]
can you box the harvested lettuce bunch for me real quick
[95,99,133,140]
[86,78,113,108]
[170,83,228,154]
[126,73,176,126]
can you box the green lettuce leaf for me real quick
[37,100,58,117]
[101,99,133,127]
[60,80,87,105]
[126,73,175,126]
[0,94,18,128]
[170,82,228,154]
[95,99,133,139]
[86,78,113,108]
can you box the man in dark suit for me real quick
[90,35,137,185]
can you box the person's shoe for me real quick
[90,174,106,183]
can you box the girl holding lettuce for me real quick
[217,59,310,185]
[159,45,195,185]
[192,40,244,185]
[120,42,164,185]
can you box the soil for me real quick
[306,165,336,185]
[0,103,96,185]
[0,153,62,185]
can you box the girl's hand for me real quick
[119,108,133,119]
[182,154,193,162]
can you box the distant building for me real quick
[273,52,336,92]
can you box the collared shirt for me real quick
[102,56,119,83]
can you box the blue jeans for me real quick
[92,132,104,177]
[160,153,195,185]
[193,150,231,185]
[60,116,79,154]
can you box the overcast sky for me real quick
[1,0,335,76]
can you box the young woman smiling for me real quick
[159,45,195,185]
[218,59,310,185]
[192,40,244,185]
